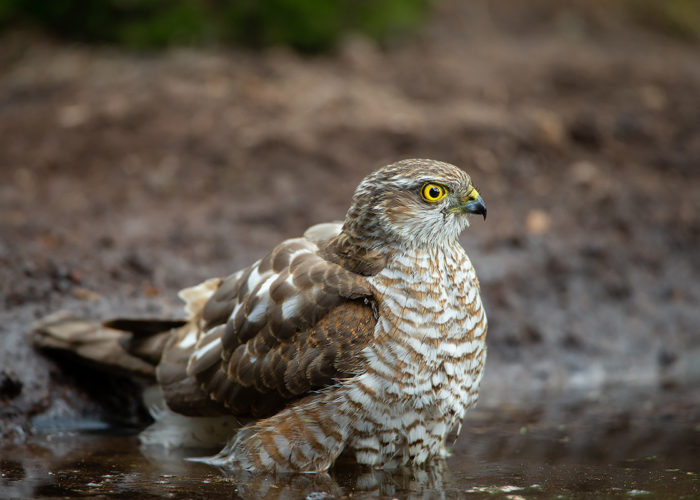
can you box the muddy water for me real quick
[2,395,699,500]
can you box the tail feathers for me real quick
[105,318,185,365]
[104,318,186,335]
[32,311,183,381]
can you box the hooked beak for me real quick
[449,187,487,220]
[463,194,487,220]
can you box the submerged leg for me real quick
[192,394,350,473]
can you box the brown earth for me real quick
[1,0,699,440]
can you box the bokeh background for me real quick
[0,0,699,496]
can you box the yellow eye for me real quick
[421,183,448,203]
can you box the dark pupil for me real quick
[429,186,441,198]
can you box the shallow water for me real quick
[2,396,699,499]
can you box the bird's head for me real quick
[343,159,486,249]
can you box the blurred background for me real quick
[0,0,699,497]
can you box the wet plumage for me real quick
[34,158,488,473]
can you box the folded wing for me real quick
[158,223,377,418]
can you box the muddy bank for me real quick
[1,0,699,438]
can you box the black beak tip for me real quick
[462,196,487,221]
[468,198,487,221]
[478,197,487,221]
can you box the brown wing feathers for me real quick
[156,325,229,417]
[178,235,376,418]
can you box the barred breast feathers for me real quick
[365,243,486,397]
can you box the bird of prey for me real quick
[34,159,488,473]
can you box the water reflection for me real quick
[223,464,450,499]
[2,392,699,499]
[1,432,452,499]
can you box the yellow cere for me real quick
[467,186,480,201]
[421,183,448,203]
